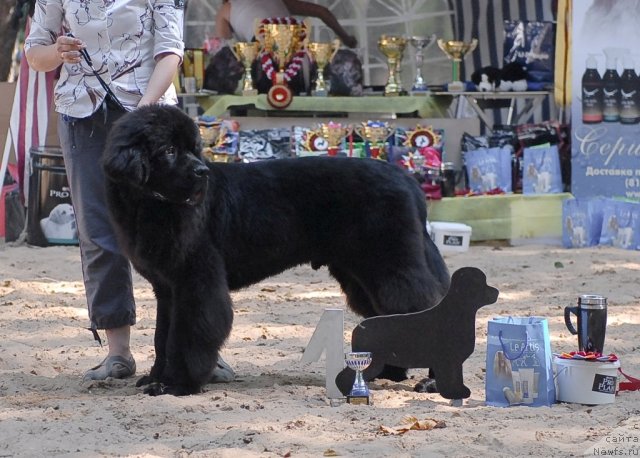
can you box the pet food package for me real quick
[562,197,605,248]
[485,316,556,407]
[599,199,640,250]
[238,129,293,162]
[463,146,512,194]
[26,147,78,247]
[503,20,556,84]
[522,145,562,194]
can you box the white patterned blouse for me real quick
[25,0,184,118]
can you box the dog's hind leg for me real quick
[328,266,376,318]
[331,266,415,383]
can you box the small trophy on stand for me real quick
[306,39,341,96]
[409,35,436,94]
[345,352,372,405]
[355,121,395,159]
[437,38,478,92]
[378,35,407,96]
[231,42,260,96]
[318,122,352,156]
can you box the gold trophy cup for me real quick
[355,121,395,159]
[256,19,309,108]
[306,39,341,96]
[231,42,260,96]
[318,122,352,156]
[378,35,407,96]
[437,38,478,92]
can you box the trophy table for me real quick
[437,38,478,92]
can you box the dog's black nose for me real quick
[194,163,209,177]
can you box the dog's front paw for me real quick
[414,377,438,393]
[143,382,202,396]
[136,374,156,388]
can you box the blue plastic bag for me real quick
[562,197,605,248]
[599,199,640,250]
[522,145,562,194]
[464,146,512,194]
[485,317,556,407]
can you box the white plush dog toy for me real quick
[40,203,77,241]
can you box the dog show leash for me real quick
[66,33,126,112]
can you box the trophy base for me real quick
[346,394,370,405]
[311,89,329,97]
[241,89,258,96]
[447,80,466,92]
[410,88,430,96]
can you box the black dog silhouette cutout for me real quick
[335,267,499,400]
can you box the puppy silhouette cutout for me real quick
[335,267,499,400]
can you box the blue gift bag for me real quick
[522,145,562,194]
[464,146,512,194]
[485,317,556,407]
[599,199,640,250]
[562,197,605,248]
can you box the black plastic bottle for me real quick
[619,55,640,124]
[582,54,603,124]
[602,53,621,122]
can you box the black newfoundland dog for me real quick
[103,104,450,396]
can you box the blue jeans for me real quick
[57,103,135,331]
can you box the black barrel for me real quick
[27,146,78,247]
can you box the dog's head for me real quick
[103,104,210,206]
[48,203,75,224]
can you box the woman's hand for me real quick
[56,34,84,65]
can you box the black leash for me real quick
[66,33,126,111]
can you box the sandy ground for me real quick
[1,241,639,457]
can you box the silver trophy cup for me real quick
[345,351,372,404]
[409,35,436,93]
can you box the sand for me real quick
[0,241,639,457]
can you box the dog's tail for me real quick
[423,225,451,307]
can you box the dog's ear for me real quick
[103,146,149,185]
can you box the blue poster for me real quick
[571,1,640,199]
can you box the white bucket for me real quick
[554,357,620,405]
[429,221,472,254]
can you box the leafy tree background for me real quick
[0,1,34,82]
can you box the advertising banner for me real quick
[571,1,640,199]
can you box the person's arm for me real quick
[283,0,357,48]
[138,53,181,107]
[214,1,233,39]
[26,35,83,72]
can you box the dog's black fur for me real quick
[335,267,499,400]
[102,104,450,396]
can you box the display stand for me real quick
[196,94,452,119]
[431,91,553,131]
[427,193,572,243]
